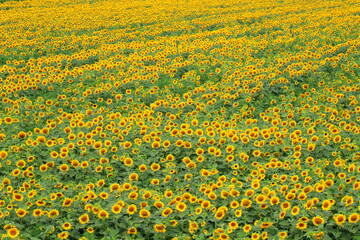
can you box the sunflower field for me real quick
[0,0,359,239]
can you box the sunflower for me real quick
[48,209,59,218]
[291,206,300,216]
[281,201,291,211]
[175,139,183,147]
[7,228,20,239]
[109,183,121,192]
[176,202,187,212]
[240,198,252,208]
[241,137,250,144]
[235,209,242,217]
[50,151,59,158]
[251,180,260,189]
[214,210,226,220]
[57,231,69,239]
[333,135,342,143]
[12,193,24,202]
[270,196,280,205]
[245,189,254,197]
[151,141,161,148]
[297,192,307,201]
[15,208,27,217]
[161,207,173,217]
[124,158,133,166]
[150,163,160,171]
[151,179,160,185]
[228,221,238,230]
[97,210,109,219]
[321,200,332,210]
[163,140,171,147]
[154,224,166,233]
[258,222,272,230]
[285,192,296,200]
[59,164,69,172]
[243,224,252,233]
[111,205,122,214]
[208,146,216,154]
[79,214,90,224]
[4,117,12,124]
[196,148,204,155]
[312,216,325,226]
[138,164,147,172]
[296,222,307,230]
[127,227,137,234]
[142,191,152,199]
[126,204,137,215]
[255,194,266,204]
[62,222,72,230]
[32,209,43,217]
[279,211,286,219]
[251,233,260,240]
[18,131,27,138]
[123,141,132,149]
[230,200,239,209]
[348,213,359,223]
[207,192,217,200]
[139,209,151,218]
[128,191,138,200]
[333,214,346,225]
[201,200,211,209]
[278,231,288,239]
[154,201,164,209]
[343,196,354,206]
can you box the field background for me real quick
[0,0,359,239]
